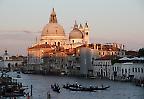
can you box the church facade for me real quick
[27,9,125,75]
[28,8,90,65]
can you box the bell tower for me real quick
[84,22,90,44]
[3,50,10,61]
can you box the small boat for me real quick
[68,87,96,92]
[17,74,21,78]
[51,84,60,93]
[93,86,110,90]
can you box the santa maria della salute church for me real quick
[27,8,125,75]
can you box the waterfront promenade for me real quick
[11,72,144,99]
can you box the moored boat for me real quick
[51,84,60,93]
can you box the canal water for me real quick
[7,72,144,99]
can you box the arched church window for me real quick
[72,40,74,43]
[15,63,18,67]
[45,42,48,44]
[58,42,60,46]
[86,32,88,35]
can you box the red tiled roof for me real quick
[28,44,52,49]
[96,55,118,60]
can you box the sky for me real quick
[0,0,144,55]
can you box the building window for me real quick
[141,68,143,73]
[45,42,48,44]
[15,63,18,66]
[122,69,124,74]
[125,69,127,73]
[132,68,134,72]
[135,68,137,72]
[138,68,140,72]
[72,40,74,43]
[58,42,60,46]
[86,32,88,35]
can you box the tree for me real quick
[138,48,144,57]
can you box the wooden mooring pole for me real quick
[31,85,33,96]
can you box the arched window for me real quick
[45,42,48,44]
[15,63,18,67]
[122,69,124,74]
[125,69,127,73]
[58,42,60,46]
[86,32,88,35]
[141,68,143,73]
[132,68,134,72]
[135,68,137,72]
[138,68,140,72]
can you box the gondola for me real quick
[63,83,110,92]
[63,83,82,89]
[68,87,96,92]
[51,84,60,93]
[93,86,110,90]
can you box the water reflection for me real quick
[14,73,144,99]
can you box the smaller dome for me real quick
[69,28,83,39]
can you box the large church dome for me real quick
[41,23,65,36]
[69,21,83,39]
[41,8,65,37]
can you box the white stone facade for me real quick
[112,63,144,80]
[111,57,144,80]
[93,59,112,78]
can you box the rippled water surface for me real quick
[7,72,144,99]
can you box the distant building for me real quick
[93,56,114,78]
[112,57,144,80]
[0,50,23,70]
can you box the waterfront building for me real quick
[112,57,144,80]
[92,56,113,78]
[0,50,23,70]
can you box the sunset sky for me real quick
[0,0,144,55]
